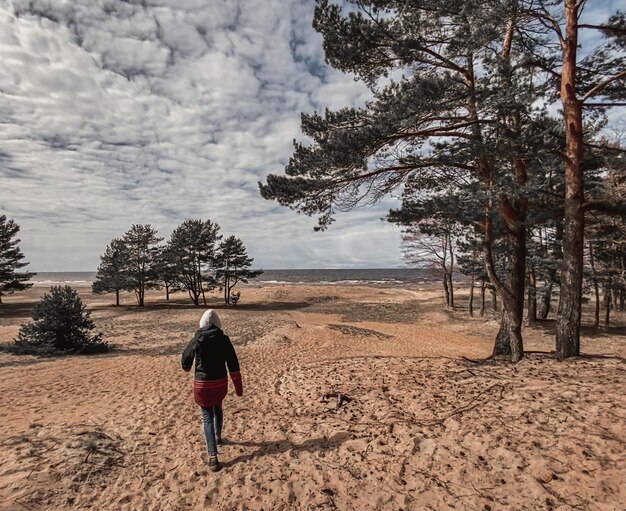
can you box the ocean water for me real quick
[29,268,451,287]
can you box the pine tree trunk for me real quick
[0,293,3,304]
[469,276,475,317]
[165,284,170,301]
[491,287,498,312]
[442,275,450,308]
[448,238,455,308]
[488,9,526,362]
[493,314,512,357]
[493,229,526,361]
[556,0,584,360]
[527,268,537,323]
[539,279,553,320]
[197,260,207,306]
[593,280,600,328]
[604,279,612,326]
[589,242,600,327]
[447,272,454,308]
[479,281,486,317]
[485,215,526,361]
[228,282,236,305]
[224,274,229,305]
[189,288,200,306]
[115,289,119,307]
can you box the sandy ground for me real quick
[0,284,624,511]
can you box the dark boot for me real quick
[209,455,221,472]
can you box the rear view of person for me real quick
[181,309,243,472]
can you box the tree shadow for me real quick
[218,432,352,468]
[89,300,312,314]
[0,301,37,320]
[577,352,626,363]
[581,324,626,339]
[525,319,626,340]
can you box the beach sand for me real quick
[0,284,624,510]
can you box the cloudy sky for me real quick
[0,0,622,271]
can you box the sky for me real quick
[0,0,622,271]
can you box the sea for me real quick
[29,268,456,288]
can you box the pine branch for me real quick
[578,23,626,35]
[584,102,626,108]
[582,201,626,215]
[582,70,626,102]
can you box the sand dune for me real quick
[0,285,624,510]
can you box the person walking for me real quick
[182,309,243,472]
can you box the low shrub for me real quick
[4,286,108,356]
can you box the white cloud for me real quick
[1,1,620,271]
[0,0,395,271]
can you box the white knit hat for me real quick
[199,309,222,329]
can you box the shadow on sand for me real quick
[89,299,313,314]
[526,318,626,339]
[218,433,352,468]
[0,301,38,320]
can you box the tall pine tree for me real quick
[121,225,162,307]
[261,0,551,361]
[168,220,221,306]
[261,0,625,361]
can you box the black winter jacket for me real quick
[181,325,240,381]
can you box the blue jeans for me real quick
[201,406,223,456]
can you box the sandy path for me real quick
[1,285,625,510]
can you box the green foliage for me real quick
[94,220,262,307]
[121,224,163,306]
[8,286,107,356]
[167,219,222,305]
[92,238,129,304]
[154,245,182,299]
[584,153,626,320]
[259,0,625,360]
[0,214,35,303]
[216,235,263,305]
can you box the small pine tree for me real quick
[216,236,263,305]
[0,214,35,303]
[92,238,128,306]
[230,290,241,306]
[9,286,108,356]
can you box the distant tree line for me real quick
[93,220,262,306]
[260,0,626,362]
[396,154,625,327]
